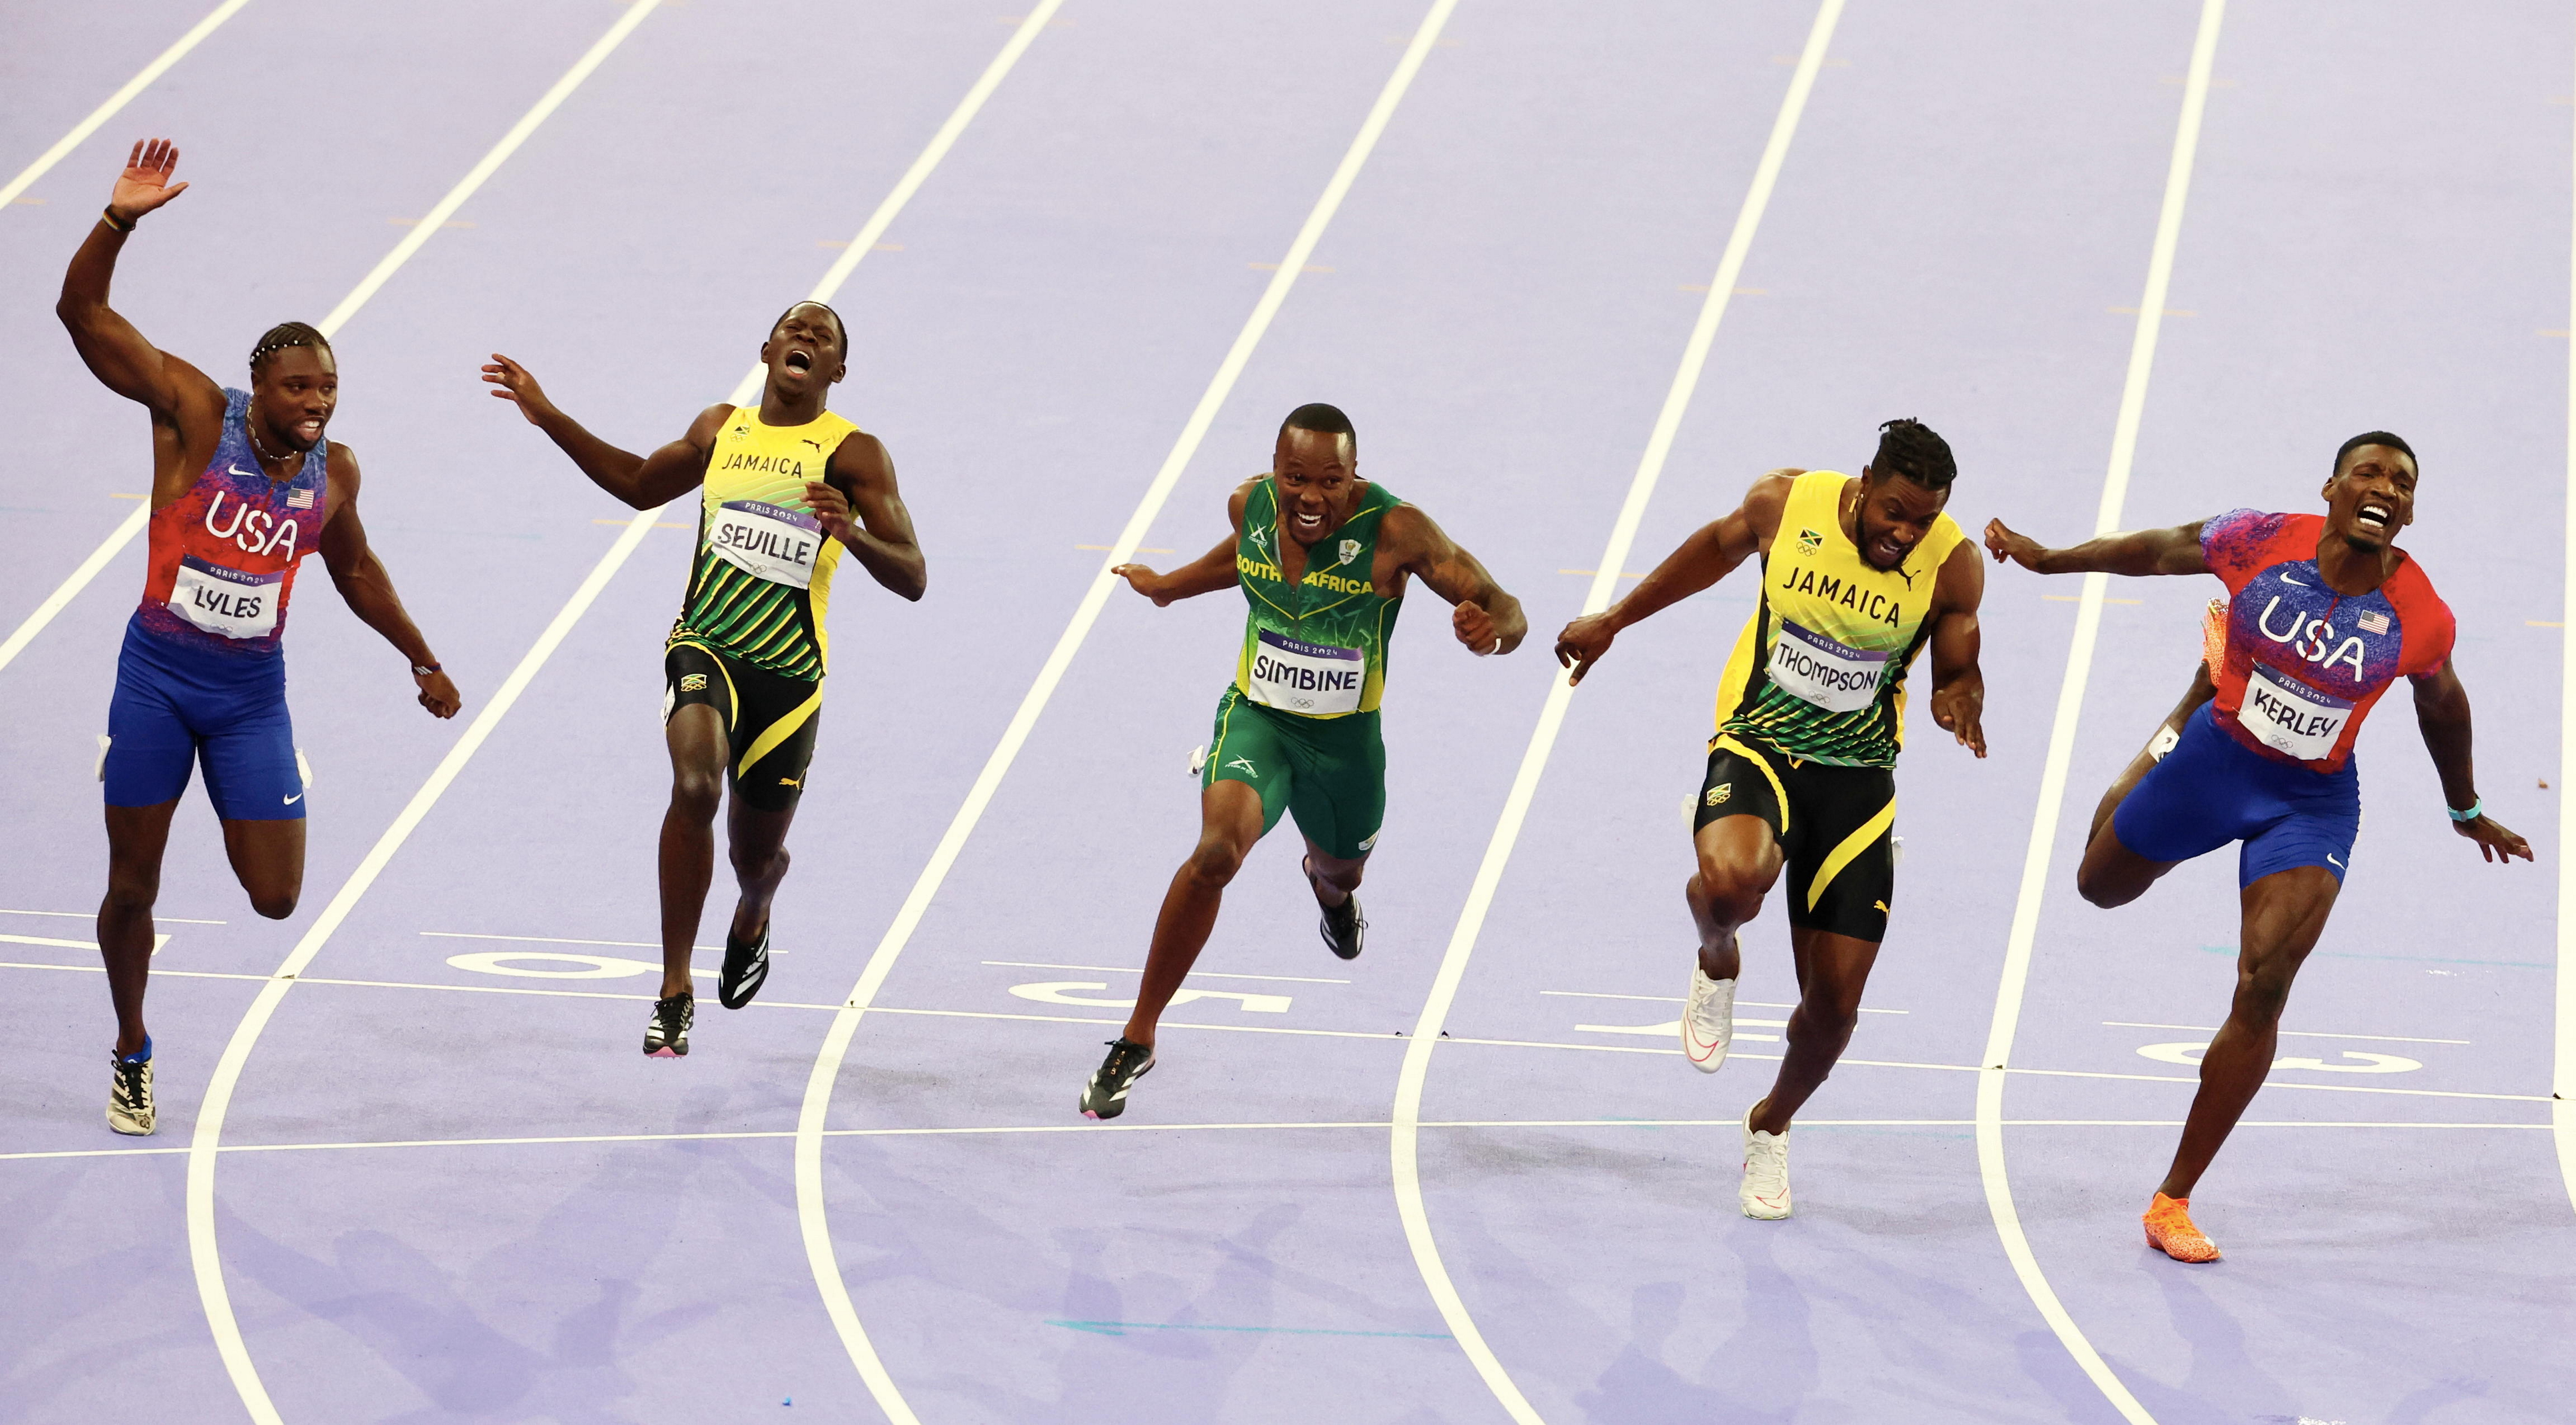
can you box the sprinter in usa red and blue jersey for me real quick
[1985,431,2528,1263]
[57,140,461,1136]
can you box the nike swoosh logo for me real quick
[228,464,260,479]
[2280,571,2309,586]
[2325,854,2343,867]
[283,793,303,805]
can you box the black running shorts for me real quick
[1695,734,1895,943]
[664,641,821,813]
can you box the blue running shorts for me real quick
[103,614,304,821]
[2112,703,2358,886]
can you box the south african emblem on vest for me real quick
[1337,538,1361,566]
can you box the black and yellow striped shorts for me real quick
[1695,734,1895,943]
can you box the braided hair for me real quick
[1870,417,1956,491]
[249,321,331,378]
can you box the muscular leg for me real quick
[2156,864,2339,1199]
[218,817,305,920]
[1748,928,1880,1135]
[657,704,728,999]
[2075,664,2212,908]
[1121,780,1267,1048]
[1686,813,1782,983]
[1302,837,1365,909]
[725,794,797,942]
[100,801,179,1057]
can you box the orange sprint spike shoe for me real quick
[2143,1192,2220,1262]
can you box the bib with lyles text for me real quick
[134,388,328,657]
[668,405,860,681]
[1232,477,1404,718]
[1709,470,1964,769]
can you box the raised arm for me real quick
[1982,516,2209,578]
[805,430,926,601]
[1385,504,1524,656]
[482,354,717,509]
[1111,479,1255,607]
[1925,539,1987,757]
[314,446,461,719]
[57,140,224,444]
[1554,467,1794,685]
[2410,658,2530,864]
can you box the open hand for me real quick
[414,668,462,719]
[108,139,190,224]
[1928,681,1987,758]
[1453,600,1500,655]
[2455,814,2533,864]
[1111,563,1174,606]
[1982,518,2049,571]
[804,480,857,544]
[1554,611,1618,685]
[480,354,559,426]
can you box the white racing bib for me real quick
[2240,661,2352,762]
[707,500,824,589]
[1247,629,1366,715]
[169,557,282,640]
[1767,617,1889,714]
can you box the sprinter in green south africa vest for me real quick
[1075,403,1529,1120]
[1551,419,1989,1221]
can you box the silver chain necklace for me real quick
[245,417,298,473]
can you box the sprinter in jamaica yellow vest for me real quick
[1077,403,1527,1119]
[1555,419,1988,1217]
[483,303,926,1058]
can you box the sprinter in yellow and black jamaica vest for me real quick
[1075,403,1528,1120]
[1554,418,1988,1219]
[484,302,926,1059]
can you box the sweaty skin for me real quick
[483,302,926,999]
[1982,442,2529,1203]
[1106,424,1528,1047]
[60,139,458,1058]
[1552,463,1988,1138]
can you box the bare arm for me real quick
[805,430,926,601]
[1111,480,1254,606]
[1924,539,1987,757]
[315,447,461,719]
[2410,658,2530,863]
[482,354,716,509]
[57,140,225,474]
[1553,468,1795,685]
[1982,516,2209,578]
[1381,503,1524,656]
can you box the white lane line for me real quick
[0,0,252,210]
[1388,6,1844,1421]
[1540,989,1904,1013]
[982,959,1352,983]
[422,930,721,951]
[2558,15,2576,1224]
[2102,1019,2470,1045]
[181,3,1059,1416]
[2,908,224,923]
[8,1116,2547,1167]
[176,6,693,1420]
[0,0,664,679]
[792,2,1452,1413]
[1975,6,2222,1423]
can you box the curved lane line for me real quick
[2560,22,2576,1220]
[790,1,1459,1415]
[0,0,253,210]
[1973,3,2224,1422]
[183,5,675,1420]
[1387,6,1843,1420]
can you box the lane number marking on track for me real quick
[445,951,715,981]
[2135,1041,2424,1075]
[1007,979,1290,1014]
[1575,1017,1783,1043]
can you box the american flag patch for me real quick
[286,487,315,509]
[2357,611,2389,634]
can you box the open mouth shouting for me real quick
[1288,504,1329,542]
[2354,497,2395,536]
[783,347,815,375]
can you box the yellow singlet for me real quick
[667,406,860,681]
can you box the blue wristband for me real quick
[2448,798,2482,823]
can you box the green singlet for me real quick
[1201,477,1403,860]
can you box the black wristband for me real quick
[100,206,135,233]
[410,662,441,677]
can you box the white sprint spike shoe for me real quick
[1682,966,1735,1073]
[1740,1109,1791,1219]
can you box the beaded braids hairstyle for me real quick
[1869,417,1957,491]
[1280,402,1357,459]
[2334,429,2416,474]
[248,321,331,379]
